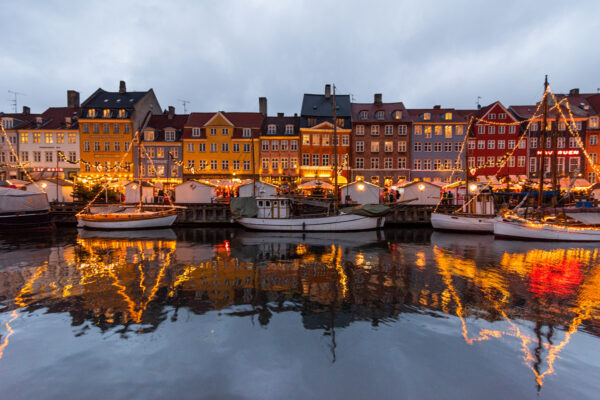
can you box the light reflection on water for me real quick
[0,227,599,399]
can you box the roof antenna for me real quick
[178,99,190,114]
[476,96,482,110]
[8,90,25,113]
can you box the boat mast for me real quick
[465,115,472,211]
[138,133,143,209]
[538,75,549,208]
[332,84,338,213]
[551,108,560,205]
[251,131,256,197]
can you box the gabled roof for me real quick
[222,112,263,127]
[82,88,150,109]
[350,101,406,122]
[0,112,42,129]
[19,107,80,130]
[301,94,352,117]
[142,114,188,142]
[186,113,214,127]
[405,108,471,123]
[475,101,518,122]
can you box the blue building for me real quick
[407,107,473,183]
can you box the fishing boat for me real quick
[77,112,179,230]
[430,116,496,233]
[493,76,600,241]
[231,196,386,232]
[0,186,53,230]
[232,84,388,232]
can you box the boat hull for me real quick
[430,212,494,233]
[237,213,384,232]
[0,211,53,231]
[77,213,177,230]
[494,217,600,241]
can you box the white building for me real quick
[1,108,40,180]
[25,179,74,202]
[341,181,380,204]
[238,181,278,197]
[18,101,81,180]
[397,181,442,205]
[175,180,216,203]
[125,181,154,203]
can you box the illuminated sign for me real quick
[33,167,64,172]
[535,150,579,156]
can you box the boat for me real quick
[493,76,600,241]
[431,116,496,234]
[76,112,180,230]
[231,196,387,232]
[0,186,53,230]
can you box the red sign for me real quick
[535,150,580,156]
[33,167,64,172]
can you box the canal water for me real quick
[0,227,599,399]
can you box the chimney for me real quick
[119,80,126,94]
[22,106,30,115]
[294,113,298,117]
[433,105,441,109]
[325,84,331,99]
[569,88,580,96]
[168,106,175,120]
[277,112,284,117]
[259,97,267,116]
[67,90,80,108]
[374,93,382,105]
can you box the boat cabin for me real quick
[462,190,495,215]
[256,197,290,219]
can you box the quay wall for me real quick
[49,202,459,226]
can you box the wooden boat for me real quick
[494,214,600,242]
[76,206,177,230]
[232,196,386,232]
[431,184,496,233]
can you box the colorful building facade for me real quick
[0,108,40,180]
[350,94,410,186]
[259,113,300,184]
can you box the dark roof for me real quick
[405,108,471,123]
[262,115,300,136]
[81,88,149,109]
[183,112,263,139]
[350,101,406,122]
[19,107,80,130]
[301,94,351,117]
[0,112,42,129]
[142,114,188,142]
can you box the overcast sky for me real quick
[2,0,599,115]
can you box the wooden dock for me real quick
[50,202,459,226]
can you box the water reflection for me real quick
[0,228,599,396]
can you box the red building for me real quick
[469,101,527,182]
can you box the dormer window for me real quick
[375,111,385,120]
[285,124,294,135]
[393,111,402,120]
[144,130,154,141]
[36,117,43,125]
[103,109,111,118]
[192,127,201,137]
[165,130,176,141]
[118,109,127,118]
[444,112,452,120]
[243,128,252,137]
[65,117,72,126]
[423,113,431,120]
[1,118,13,129]
[590,117,599,129]
[267,124,277,134]
[87,109,96,118]
[359,111,368,120]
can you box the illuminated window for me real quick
[302,134,310,145]
[68,133,76,144]
[444,112,452,120]
[370,158,379,168]
[424,126,432,138]
[290,157,298,168]
[281,158,288,169]
[444,126,452,138]
[88,109,96,118]
[384,158,393,169]
[394,110,402,120]
[103,109,111,118]
[157,148,164,158]
[371,141,379,153]
[44,133,53,144]
[20,133,28,143]
[118,109,126,118]
[423,113,431,120]
[590,117,599,129]
[414,125,422,135]
[312,134,320,145]
[144,131,154,141]
[435,126,442,135]
[456,125,463,135]
[322,135,329,146]
[57,133,64,144]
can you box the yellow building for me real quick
[78,81,161,179]
[183,112,262,180]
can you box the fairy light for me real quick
[0,124,41,190]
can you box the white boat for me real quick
[76,206,178,230]
[494,214,600,242]
[0,186,53,230]
[430,212,494,233]
[431,184,496,233]
[232,197,386,232]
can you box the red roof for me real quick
[147,114,188,130]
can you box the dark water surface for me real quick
[0,227,599,399]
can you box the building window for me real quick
[477,140,485,149]
[383,158,393,169]
[518,139,526,149]
[424,126,432,138]
[590,117,599,129]
[322,154,329,166]
[444,142,452,152]
[103,123,109,133]
[243,128,252,137]
[375,111,384,120]
[398,125,407,136]
[92,123,99,133]
[371,141,380,153]
[435,126,442,135]
[398,157,406,169]
[371,125,380,135]
[477,157,485,167]
[123,125,130,134]
[233,143,240,152]
[498,126,505,134]
[489,126,495,134]
[385,125,394,135]
[321,135,329,146]
[262,140,269,151]
[423,113,431,121]
[290,157,298,168]
[478,126,485,134]
[509,126,516,134]
[32,151,41,162]
[414,125,422,135]
[342,135,349,146]
[209,160,217,170]
[423,160,432,170]
[569,137,577,148]
[144,131,154,141]
[312,134,320,145]
[356,141,364,152]
[530,137,537,148]
[210,143,217,152]
[267,124,276,134]
[284,125,294,135]
[591,135,598,146]
[302,154,310,166]
[192,128,201,137]
[384,141,393,152]
[488,140,495,149]
[271,140,279,151]
[454,142,461,152]
[243,143,250,152]
[433,159,442,170]
[433,142,441,152]
[187,160,195,170]
[393,110,403,120]
[508,140,516,149]
[280,140,288,151]
[414,142,422,152]
[262,158,269,169]
[356,125,365,135]
[413,159,422,169]
[355,157,364,169]
[222,128,229,135]
[170,147,179,158]
[359,111,368,120]
[233,160,240,170]
[312,154,319,166]
[497,140,505,150]
[290,140,298,151]
[165,131,176,141]
[370,158,379,169]
[517,156,526,167]
[444,126,452,138]
[114,142,120,152]
[45,151,53,162]
[20,151,28,162]
[210,128,217,135]
[398,141,407,152]
[302,134,310,145]
[243,160,250,170]
[87,109,96,118]
[45,133,53,144]
[156,147,164,158]
[93,141,100,152]
[281,158,289,169]
[187,143,195,152]
[444,112,452,120]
